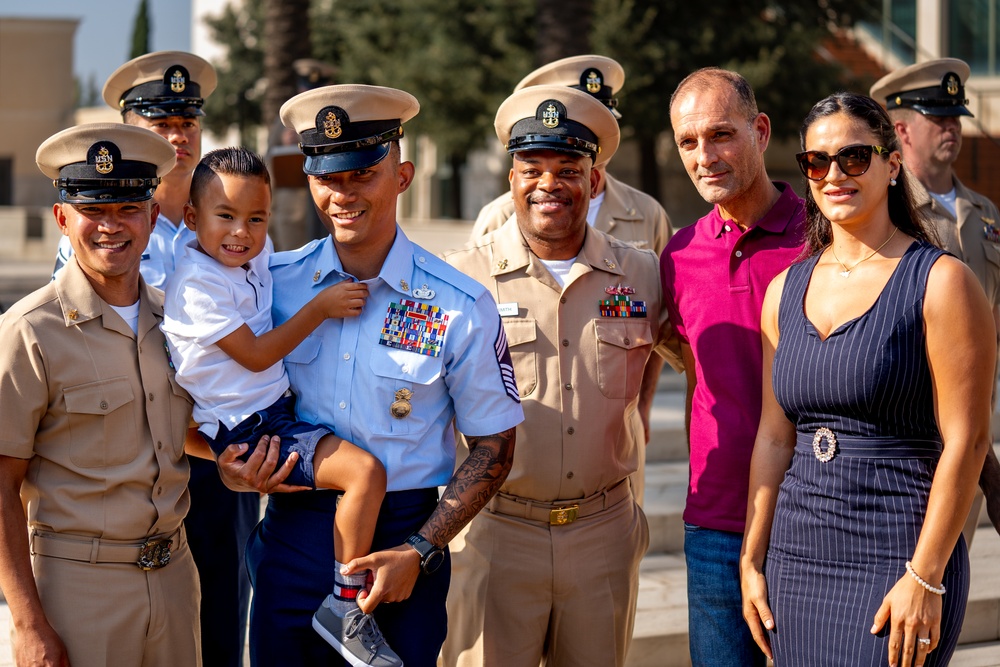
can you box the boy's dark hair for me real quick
[190,147,271,206]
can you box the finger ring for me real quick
[917,637,931,647]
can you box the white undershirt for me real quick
[540,257,577,289]
[930,187,958,218]
[587,191,605,227]
[110,301,140,335]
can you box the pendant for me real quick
[840,270,851,278]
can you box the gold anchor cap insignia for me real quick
[390,388,413,419]
[67,309,78,321]
[604,259,616,270]
[542,103,560,129]
[399,279,409,292]
[94,146,114,175]
[496,258,508,271]
[945,73,960,96]
[170,69,186,93]
[585,70,602,93]
[323,110,342,139]
[313,270,321,282]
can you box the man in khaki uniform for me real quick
[471,54,672,256]
[0,124,200,667]
[442,86,671,667]
[51,52,259,667]
[871,58,1000,541]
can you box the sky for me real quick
[0,0,193,88]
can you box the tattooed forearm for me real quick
[419,427,516,546]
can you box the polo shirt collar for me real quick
[711,181,801,238]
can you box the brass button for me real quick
[99,400,108,410]
[567,427,575,435]
[566,471,574,479]
[564,383,572,391]
[561,339,569,347]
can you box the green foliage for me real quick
[591,0,870,142]
[129,0,151,60]
[201,0,266,147]
[311,0,536,158]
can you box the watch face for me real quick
[422,548,446,575]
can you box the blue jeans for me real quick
[684,523,766,667]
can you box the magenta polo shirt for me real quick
[661,182,807,534]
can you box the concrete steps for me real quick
[629,371,1000,667]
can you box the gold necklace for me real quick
[831,226,898,278]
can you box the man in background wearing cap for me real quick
[441,85,671,667]
[217,84,523,666]
[53,50,260,667]
[0,124,201,666]
[471,54,672,256]
[662,68,806,667]
[871,58,1000,544]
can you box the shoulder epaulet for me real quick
[270,238,324,267]
[416,249,488,300]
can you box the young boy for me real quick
[162,147,402,667]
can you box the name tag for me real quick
[497,302,519,317]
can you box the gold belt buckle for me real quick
[549,505,579,526]
[136,538,172,570]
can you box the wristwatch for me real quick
[405,533,445,575]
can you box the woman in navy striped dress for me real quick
[740,92,995,667]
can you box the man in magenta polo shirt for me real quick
[660,68,806,666]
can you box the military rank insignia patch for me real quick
[380,299,449,357]
[599,295,646,318]
[984,218,1000,243]
[494,316,520,403]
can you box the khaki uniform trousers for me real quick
[443,488,649,667]
[28,529,201,667]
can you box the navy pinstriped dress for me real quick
[766,241,969,666]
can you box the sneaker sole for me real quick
[311,614,404,667]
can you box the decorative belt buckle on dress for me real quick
[549,505,579,526]
[812,427,838,463]
[137,538,172,570]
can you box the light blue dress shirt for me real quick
[270,227,523,492]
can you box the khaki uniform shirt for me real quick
[471,172,672,254]
[0,258,193,539]
[912,174,1000,308]
[444,219,670,501]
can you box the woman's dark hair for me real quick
[799,92,939,254]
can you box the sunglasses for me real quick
[795,144,890,181]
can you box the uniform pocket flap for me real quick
[370,350,443,385]
[64,377,134,415]
[594,320,653,350]
[983,239,1000,267]
[285,335,322,364]
[501,318,537,347]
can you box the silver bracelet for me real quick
[905,561,946,595]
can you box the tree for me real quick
[312,0,535,217]
[202,0,266,148]
[263,0,312,146]
[130,0,151,59]
[535,0,592,65]
[591,0,867,199]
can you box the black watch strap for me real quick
[405,533,445,575]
